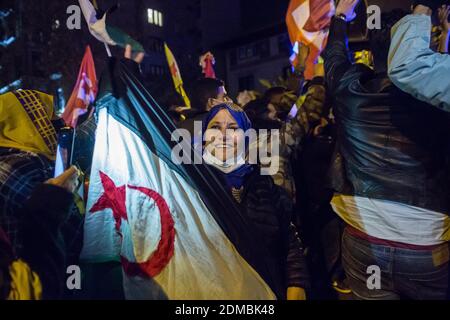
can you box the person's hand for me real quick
[335,0,360,21]
[287,287,306,300]
[413,4,433,15]
[45,166,80,193]
[174,106,190,113]
[313,118,329,137]
[124,44,145,64]
[439,5,450,33]
[413,0,444,13]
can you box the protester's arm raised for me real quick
[322,0,360,95]
[388,5,450,111]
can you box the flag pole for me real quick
[104,42,112,57]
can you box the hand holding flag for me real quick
[46,166,81,193]
[124,44,145,64]
[335,0,360,21]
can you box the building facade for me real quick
[199,0,291,98]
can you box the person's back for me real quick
[323,1,450,300]
[324,5,450,217]
[331,68,450,212]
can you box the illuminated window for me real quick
[158,12,163,27]
[147,9,163,27]
[148,9,154,24]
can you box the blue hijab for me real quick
[202,103,254,190]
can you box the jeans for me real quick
[342,228,449,300]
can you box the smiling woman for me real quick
[204,107,246,168]
[200,103,310,300]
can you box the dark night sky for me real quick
[240,0,290,29]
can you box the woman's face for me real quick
[204,109,244,163]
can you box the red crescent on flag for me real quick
[90,172,175,278]
[121,186,176,278]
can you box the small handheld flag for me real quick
[62,46,97,128]
[79,0,145,53]
[164,43,191,109]
[286,0,335,79]
[199,52,216,79]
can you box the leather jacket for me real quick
[323,17,450,213]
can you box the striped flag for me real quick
[79,0,144,53]
[80,59,279,299]
[286,0,335,79]
[62,46,97,128]
[164,43,191,109]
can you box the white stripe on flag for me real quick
[292,0,317,43]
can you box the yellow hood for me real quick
[0,90,57,160]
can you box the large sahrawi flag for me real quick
[80,59,279,300]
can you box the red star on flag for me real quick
[90,171,127,230]
[170,63,179,78]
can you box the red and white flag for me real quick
[62,46,97,127]
[199,52,216,79]
[286,0,335,79]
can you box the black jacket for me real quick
[0,226,13,299]
[323,17,450,213]
[21,184,75,300]
[212,167,310,298]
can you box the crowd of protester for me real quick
[0,0,449,300]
